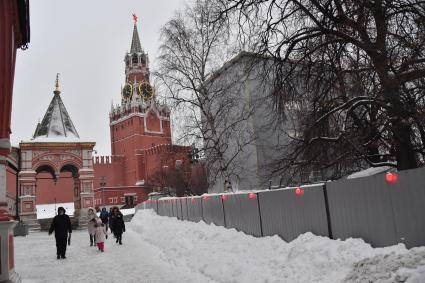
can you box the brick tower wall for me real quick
[93,156,125,188]
[110,111,172,186]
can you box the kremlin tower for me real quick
[108,17,172,187]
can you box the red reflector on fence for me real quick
[191,197,196,203]
[295,187,305,196]
[386,172,398,183]
[203,195,209,201]
[221,195,228,201]
[248,193,257,199]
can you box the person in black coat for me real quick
[49,207,72,259]
[108,207,115,238]
[110,207,125,245]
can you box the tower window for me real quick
[132,54,138,64]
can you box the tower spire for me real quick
[54,73,60,95]
[130,14,143,53]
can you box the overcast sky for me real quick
[11,0,186,155]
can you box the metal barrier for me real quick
[187,196,203,222]
[138,167,425,248]
[258,185,329,242]
[327,167,425,248]
[202,195,225,227]
[223,193,262,237]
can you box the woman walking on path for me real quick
[110,207,125,245]
[95,218,107,252]
[48,207,72,259]
[87,207,98,246]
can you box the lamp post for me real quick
[100,176,106,207]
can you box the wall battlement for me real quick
[93,155,124,165]
[138,144,190,156]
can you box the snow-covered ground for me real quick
[36,202,74,219]
[16,209,425,282]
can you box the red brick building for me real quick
[12,19,193,215]
[0,1,30,281]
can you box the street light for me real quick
[100,176,106,207]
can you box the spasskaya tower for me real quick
[109,16,172,186]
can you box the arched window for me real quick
[132,54,138,64]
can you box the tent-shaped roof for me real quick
[32,75,80,142]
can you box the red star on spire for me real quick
[132,13,138,23]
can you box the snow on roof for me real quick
[347,166,393,179]
[32,90,80,141]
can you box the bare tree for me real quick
[156,0,257,190]
[214,0,425,179]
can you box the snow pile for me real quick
[132,210,425,283]
[36,202,74,219]
[347,166,392,179]
[344,250,425,283]
[120,208,135,216]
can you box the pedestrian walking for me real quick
[99,207,109,239]
[48,207,72,259]
[87,207,98,246]
[95,218,107,252]
[110,207,125,245]
[108,207,115,238]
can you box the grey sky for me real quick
[11,0,186,155]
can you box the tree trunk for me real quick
[393,121,417,170]
[386,87,418,170]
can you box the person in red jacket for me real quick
[48,207,72,259]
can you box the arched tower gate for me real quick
[18,74,96,225]
[18,143,95,223]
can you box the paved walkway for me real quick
[15,227,212,283]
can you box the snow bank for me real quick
[344,250,425,283]
[120,208,135,216]
[131,210,425,283]
[36,202,74,219]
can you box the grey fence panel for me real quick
[327,175,398,247]
[159,199,172,217]
[157,200,164,216]
[176,199,183,220]
[388,167,425,248]
[153,200,159,214]
[258,185,329,242]
[181,198,189,221]
[223,193,262,237]
[166,200,174,217]
[172,199,179,218]
[202,195,225,227]
[187,197,203,222]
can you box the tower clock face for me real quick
[122,84,133,100]
[138,82,153,100]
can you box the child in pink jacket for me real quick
[95,218,107,252]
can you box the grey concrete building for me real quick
[204,52,293,193]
